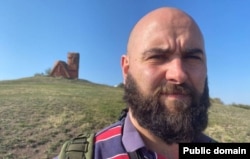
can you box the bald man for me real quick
[55,7,216,159]
[93,7,215,159]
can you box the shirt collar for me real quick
[122,114,145,152]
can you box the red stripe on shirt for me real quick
[95,125,122,143]
[110,153,130,159]
[156,153,167,159]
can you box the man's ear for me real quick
[121,55,129,84]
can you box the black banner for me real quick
[179,143,249,159]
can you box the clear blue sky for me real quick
[1,0,250,105]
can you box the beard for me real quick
[123,73,210,144]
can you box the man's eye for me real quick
[145,54,167,64]
[186,55,202,60]
[149,55,165,59]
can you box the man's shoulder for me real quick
[95,119,124,143]
[94,119,128,159]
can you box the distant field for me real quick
[0,76,249,159]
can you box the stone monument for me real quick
[50,52,80,79]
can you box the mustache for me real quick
[153,83,193,96]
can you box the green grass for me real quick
[0,76,124,159]
[0,76,249,158]
[205,102,250,142]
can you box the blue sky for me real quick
[0,0,250,105]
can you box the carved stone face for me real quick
[67,53,79,69]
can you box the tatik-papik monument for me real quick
[50,52,80,79]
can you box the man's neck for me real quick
[128,111,179,159]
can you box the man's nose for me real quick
[165,58,187,84]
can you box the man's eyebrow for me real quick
[183,48,204,55]
[142,48,171,58]
[141,48,204,59]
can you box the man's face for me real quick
[122,9,210,143]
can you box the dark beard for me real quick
[123,73,210,144]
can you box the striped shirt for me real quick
[94,115,166,159]
[94,114,215,159]
[55,113,215,159]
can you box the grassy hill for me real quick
[0,76,249,159]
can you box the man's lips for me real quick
[161,93,190,99]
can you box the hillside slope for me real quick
[0,76,249,158]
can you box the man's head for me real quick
[121,7,210,144]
